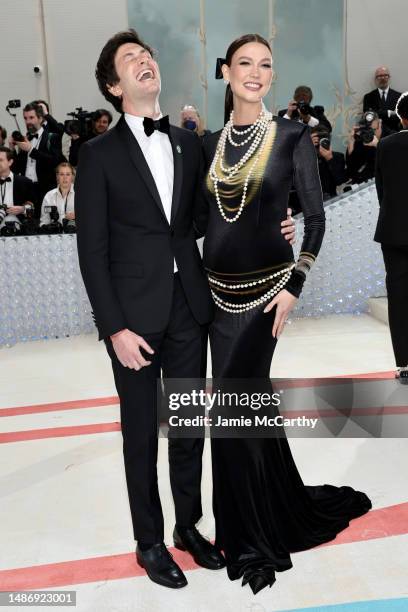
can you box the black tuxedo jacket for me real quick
[14,127,63,197]
[374,130,408,246]
[363,88,402,131]
[13,174,34,206]
[75,116,213,340]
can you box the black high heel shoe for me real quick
[242,570,276,594]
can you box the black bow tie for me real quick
[0,177,11,184]
[143,115,170,137]
[28,133,39,141]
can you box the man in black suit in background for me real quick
[75,29,295,589]
[363,66,402,132]
[10,103,63,217]
[374,92,408,384]
[0,146,34,232]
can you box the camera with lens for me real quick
[0,220,21,237]
[20,205,38,235]
[62,217,76,234]
[40,205,63,234]
[354,111,377,144]
[11,130,25,143]
[319,133,331,150]
[296,100,312,116]
[64,107,94,139]
[7,99,21,110]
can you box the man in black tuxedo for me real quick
[0,146,34,232]
[75,29,295,589]
[10,103,63,217]
[374,92,408,384]
[363,66,402,132]
[279,85,332,132]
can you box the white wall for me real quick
[0,0,128,137]
[346,0,408,100]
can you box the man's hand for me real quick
[7,206,25,215]
[38,102,48,117]
[110,328,154,370]
[264,289,298,338]
[319,145,333,161]
[364,135,379,148]
[17,138,33,153]
[286,100,298,118]
[65,212,75,220]
[347,126,359,154]
[281,207,296,245]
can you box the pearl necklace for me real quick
[209,110,274,223]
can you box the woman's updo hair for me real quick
[223,33,271,125]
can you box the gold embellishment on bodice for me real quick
[206,120,277,212]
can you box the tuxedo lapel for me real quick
[116,116,168,223]
[169,126,183,225]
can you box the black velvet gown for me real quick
[199,116,372,593]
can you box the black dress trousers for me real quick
[105,273,207,543]
[381,245,408,367]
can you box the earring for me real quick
[224,79,229,85]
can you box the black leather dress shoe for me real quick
[397,368,408,385]
[173,526,226,570]
[136,543,187,589]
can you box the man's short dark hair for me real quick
[23,102,44,118]
[93,108,113,124]
[0,125,7,141]
[0,146,14,161]
[95,29,154,113]
[294,85,313,101]
[396,93,408,120]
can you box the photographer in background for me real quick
[374,92,408,383]
[310,126,346,200]
[68,109,113,166]
[9,103,64,217]
[279,85,332,132]
[363,66,402,132]
[39,162,75,232]
[0,126,7,146]
[345,111,393,185]
[0,146,34,235]
[180,104,211,139]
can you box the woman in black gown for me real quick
[197,34,372,595]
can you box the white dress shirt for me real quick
[25,126,44,182]
[378,86,390,101]
[0,171,19,229]
[124,112,177,272]
[40,185,75,226]
[283,111,319,127]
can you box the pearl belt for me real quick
[208,264,295,313]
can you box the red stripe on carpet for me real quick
[0,502,406,591]
[0,396,119,417]
[0,422,121,443]
[1,403,407,444]
[0,371,397,417]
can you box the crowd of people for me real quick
[0,64,404,236]
[0,102,112,235]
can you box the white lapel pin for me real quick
[176,145,182,154]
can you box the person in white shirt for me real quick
[40,162,75,227]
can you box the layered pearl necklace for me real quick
[209,109,274,223]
